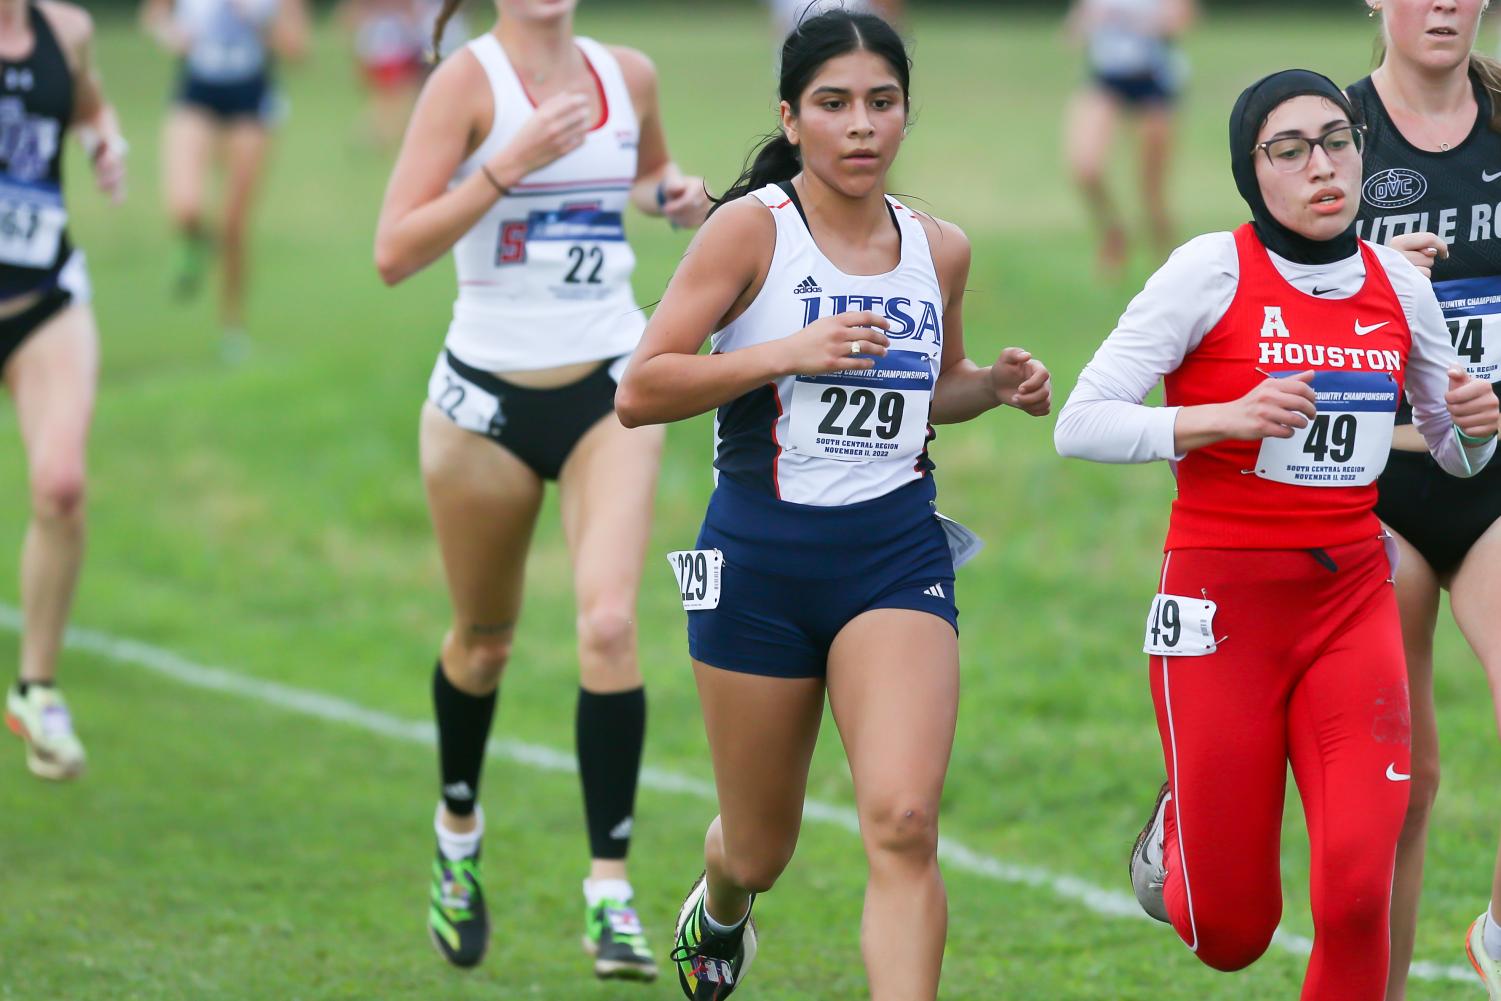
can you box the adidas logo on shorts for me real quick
[923,583,946,599]
[793,275,822,294]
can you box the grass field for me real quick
[2,4,1498,999]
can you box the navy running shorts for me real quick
[686,474,958,679]
[175,70,280,124]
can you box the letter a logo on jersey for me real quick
[1260,306,1291,339]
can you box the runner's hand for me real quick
[1388,231,1448,279]
[1446,368,1500,440]
[1223,369,1317,440]
[990,347,1051,416]
[92,137,127,205]
[497,93,592,178]
[776,310,891,376]
[658,175,711,229]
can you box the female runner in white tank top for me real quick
[617,12,1051,1000]
[374,0,710,982]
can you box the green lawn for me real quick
[0,5,1494,999]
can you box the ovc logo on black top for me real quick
[1363,168,1428,210]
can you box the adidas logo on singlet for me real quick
[793,275,822,294]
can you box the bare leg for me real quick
[1447,520,1501,963]
[558,412,664,881]
[693,661,825,925]
[827,609,959,1001]
[6,305,99,685]
[1137,104,1178,259]
[220,121,272,333]
[1383,529,1441,1001]
[419,401,544,834]
[1063,85,1126,275]
[161,107,215,238]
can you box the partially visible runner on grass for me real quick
[140,0,308,361]
[1062,0,1197,275]
[1345,1,1501,996]
[1,0,127,781]
[616,11,1052,1000]
[373,0,711,982]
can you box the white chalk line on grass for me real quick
[0,604,1472,984]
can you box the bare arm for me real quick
[613,45,709,229]
[615,197,895,427]
[139,0,186,53]
[44,2,126,203]
[373,50,592,285]
[270,0,311,62]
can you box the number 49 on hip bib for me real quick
[666,549,723,611]
[1142,593,1218,657]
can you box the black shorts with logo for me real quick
[1375,447,1501,577]
[427,349,621,481]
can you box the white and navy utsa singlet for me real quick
[1084,0,1176,80]
[0,5,73,297]
[176,0,277,84]
[446,34,642,373]
[1351,73,1501,416]
[712,182,944,507]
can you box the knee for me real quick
[1070,159,1106,191]
[446,632,514,689]
[1192,908,1280,972]
[576,601,636,667]
[720,850,792,895]
[30,462,86,523]
[861,798,941,864]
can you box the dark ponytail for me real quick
[710,8,911,215]
[431,0,466,61]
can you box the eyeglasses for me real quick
[1251,125,1366,173]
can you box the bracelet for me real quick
[480,164,510,197]
[1456,426,1497,447]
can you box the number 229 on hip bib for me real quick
[1254,370,1397,487]
[666,549,723,611]
[1142,593,1218,657]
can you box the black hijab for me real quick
[1230,69,1360,265]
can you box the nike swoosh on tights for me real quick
[1386,763,1411,782]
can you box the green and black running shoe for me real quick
[428,846,489,968]
[669,873,756,1001]
[583,897,658,981]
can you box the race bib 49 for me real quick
[1254,370,1397,487]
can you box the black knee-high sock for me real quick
[433,660,497,817]
[576,686,646,860]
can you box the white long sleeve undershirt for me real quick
[1053,232,1494,477]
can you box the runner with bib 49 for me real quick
[1056,69,1498,1001]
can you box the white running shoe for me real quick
[1466,913,1501,998]
[1129,782,1170,924]
[5,682,86,780]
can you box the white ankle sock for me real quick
[435,804,483,861]
[1484,904,1501,962]
[583,878,634,908]
[702,896,750,934]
